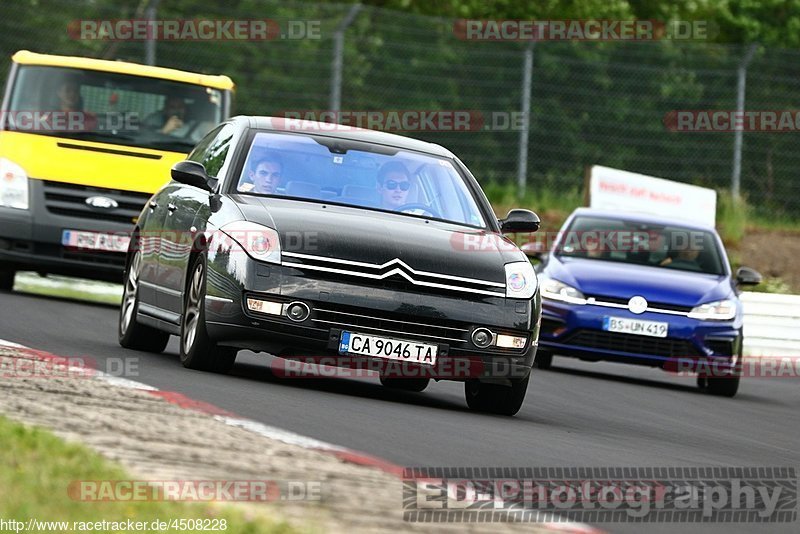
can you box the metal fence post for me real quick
[516,42,534,199]
[731,43,757,200]
[329,4,362,115]
[144,0,161,66]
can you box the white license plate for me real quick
[339,331,438,365]
[603,317,668,338]
[62,230,130,253]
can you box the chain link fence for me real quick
[1,0,799,218]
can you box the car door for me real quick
[158,123,237,315]
[136,186,171,308]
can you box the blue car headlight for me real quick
[540,276,586,305]
[688,299,737,321]
[505,261,538,299]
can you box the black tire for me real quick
[707,375,740,397]
[464,374,530,416]
[380,376,430,392]
[535,349,553,370]
[698,347,741,398]
[118,248,170,353]
[0,269,15,291]
[180,255,237,373]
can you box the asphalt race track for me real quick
[1,289,798,534]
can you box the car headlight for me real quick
[505,261,538,299]
[221,221,281,264]
[688,299,737,321]
[0,158,29,209]
[539,276,587,304]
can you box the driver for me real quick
[376,161,412,211]
[145,95,188,135]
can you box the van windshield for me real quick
[4,65,224,152]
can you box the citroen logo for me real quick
[85,196,118,209]
[628,296,648,315]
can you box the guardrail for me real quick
[741,292,800,357]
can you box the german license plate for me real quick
[339,331,437,365]
[603,316,668,338]
[62,230,130,253]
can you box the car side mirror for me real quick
[171,161,217,193]
[500,209,540,233]
[735,266,762,286]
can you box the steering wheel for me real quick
[396,203,440,218]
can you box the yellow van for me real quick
[0,51,234,288]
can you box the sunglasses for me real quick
[384,180,411,191]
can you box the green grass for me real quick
[0,416,294,533]
[13,273,122,306]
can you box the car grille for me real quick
[583,294,693,314]
[310,303,472,346]
[42,180,150,224]
[563,329,703,358]
[282,251,506,299]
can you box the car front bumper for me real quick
[538,298,742,371]
[202,256,540,383]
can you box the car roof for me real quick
[235,116,456,158]
[569,207,717,232]
[12,50,235,90]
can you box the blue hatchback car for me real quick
[531,208,761,397]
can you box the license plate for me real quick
[603,316,668,338]
[339,331,437,365]
[62,230,130,253]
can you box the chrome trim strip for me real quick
[585,297,690,317]
[311,319,464,343]
[282,261,503,297]
[282,251,506,288]
[205,295,234,303]
[314,308,470,333]
[140,280,182,297]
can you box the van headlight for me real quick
[540,276,587,304]
[0,158,29,210]
[688,299,737,321]
[221,221,281,264]
[505,261,538,299]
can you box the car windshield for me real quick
[4,65,223,152]
[556,216,726,275]
[235,131,487,228]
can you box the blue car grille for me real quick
[563,329,703,359]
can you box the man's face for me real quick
[164,97,186,119]
[58,81,80,110]
[251,161,282,194]
[379,171,410,208]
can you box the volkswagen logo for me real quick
[85,196,118,209]
[628,296,648,315]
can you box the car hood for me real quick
[232,195,525,284]
[545,256,732,307]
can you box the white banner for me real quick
[588,165,717,226]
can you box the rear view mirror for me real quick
[735,266,762,286]
[500,209,540,233]
[171,161,217,192]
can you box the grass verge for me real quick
[0,415,293,533]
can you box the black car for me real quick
[118,116,542,415]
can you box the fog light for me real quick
[285,301,310,322]
[246,298,283,315]
[496,334,527,349]
[471,328,494,348]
